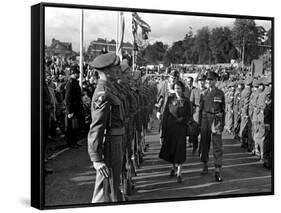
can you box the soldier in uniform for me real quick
[239,77,252,150]
[254,78,266,160]
[189,74,206,154]
[233,80,243,140]
[255,76,272,162]
[65,65,83,149]
[224,82,235,134]
[88,52,125,203]
[248,79,259,153]
[199,71,225,182]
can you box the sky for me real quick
[45,7,272,52]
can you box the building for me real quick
[86,38,133,61]
[45,38,77,58]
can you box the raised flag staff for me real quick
[79,9,84,88]
[132,12,151,72]
[116,12,125,60]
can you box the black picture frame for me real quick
[31,2,274,210]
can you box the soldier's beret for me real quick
[90,52,119,69]
[206,71,218,80]
[244,77,253,85]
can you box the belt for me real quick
[110,127,125,136]
[202,111,223,116]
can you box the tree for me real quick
[136,41,167,66]
[209,27,238,63]
[164,40,185,65]
[182,27,196,64]
[193,27,211,64]
[232,19,266,66]
[264,28,272,46]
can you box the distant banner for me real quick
[132,12,151,51]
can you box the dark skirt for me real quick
[159,115,187,164]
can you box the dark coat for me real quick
[159,95,191,164]
[65,78,83,129]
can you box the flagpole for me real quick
[79,9,84,88]
[116,12,119,55]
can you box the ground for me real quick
[44,119,272,207]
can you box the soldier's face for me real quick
[206,79,216,88]
[106,66,120,79]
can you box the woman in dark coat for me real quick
[159,80,191,183]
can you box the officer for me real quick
[233,80,243,140]
[224,82,235,134]
[189,73,206,154]
[239,76,252,150]
[65,64,83,149]
[118,61,138,195]
[199,71,225,182]
[254,78,266,160]
[255,76,272,162]
[248,78,259,153]
[88,52,125,203]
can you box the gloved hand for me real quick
[156,112,161,120]
[67,113,74,118]
[93,161,110,178]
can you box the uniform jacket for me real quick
[240,87,252,117]
[199,87,225,134]
[199,87,225,117]
[87,79,124,162]
[233,89,241,113]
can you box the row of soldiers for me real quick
[221,74,272,169]
[87,52,158,202]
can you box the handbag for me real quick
[187,120,200,136]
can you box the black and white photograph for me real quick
[31,2,273,210]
